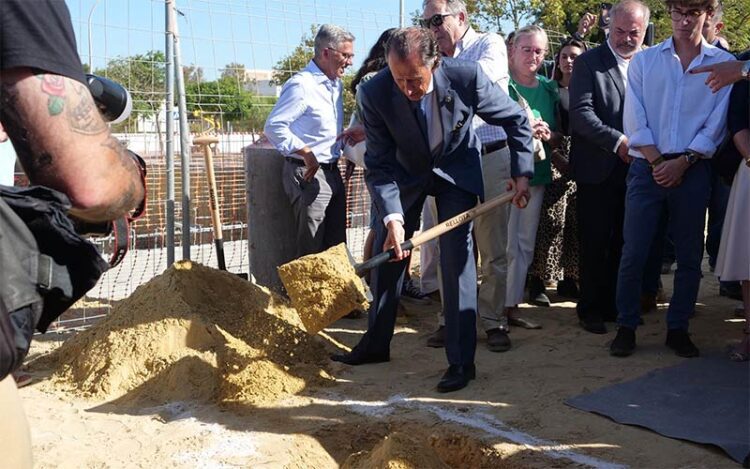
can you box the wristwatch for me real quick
[741,61,750,80]
[684,150,700,165]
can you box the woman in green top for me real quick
[505,25,563,319]
[527,37,587,306]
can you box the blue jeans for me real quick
[616,159,711,331]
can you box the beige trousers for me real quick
[0,374,33,468]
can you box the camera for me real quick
[598,2,613,29]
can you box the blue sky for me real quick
[66,0,431,79]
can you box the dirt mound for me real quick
[343,432,449,469]
[38,261,334,406]
[340,427,527,469]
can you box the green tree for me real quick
[475,0,538,33]
[220,62,248,84]
[94,50,166,136]
[183,64,204,84]
[271,25,317,86]
[185,76,276,133]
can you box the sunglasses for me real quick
[419,13,455,28]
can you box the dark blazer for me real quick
[358,58,534,220]
[569,44,629,185]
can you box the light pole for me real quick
[400,0,405,27]
[88,0,102,70]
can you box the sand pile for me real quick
[278,243,369,334]
[38,261,334,406]
[343,432,449,469]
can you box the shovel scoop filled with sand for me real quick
[278,191,516,335]
[277,243,369,335]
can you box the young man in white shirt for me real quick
[612,0,734,357]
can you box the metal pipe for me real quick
[170,0,192,260]
[165,0,176,265]
[399,0,405,27]
[87,0,102,70]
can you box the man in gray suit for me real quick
[569,0,650,334]
[331,27,533,393]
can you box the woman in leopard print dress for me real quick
[527,38,587,305]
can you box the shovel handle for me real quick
[354,190,515,276]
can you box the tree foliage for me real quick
[220,62,248,84]
[536,0,750,51]
[271,25,317,86]
[94,50,166,132]
[185,76,275,132]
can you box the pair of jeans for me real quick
[616,159,711,331]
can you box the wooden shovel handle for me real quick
[354,190,515,276]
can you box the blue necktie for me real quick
[410,99,428,141]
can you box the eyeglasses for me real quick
[669,8,705,21]
[419,13,455,28]
[326,47,354,60]
[518,46,548,57]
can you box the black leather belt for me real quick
[482,140,508,155]
[285,157,338,171]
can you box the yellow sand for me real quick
[343,432,450,469]
[278,243,369,334]
[38,261,334,406]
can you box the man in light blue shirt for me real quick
[611,0,734,358]
[264,24,354,258]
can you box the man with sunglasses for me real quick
[264,24,355,259]
[419,0,528,353]
[611,0,734,357]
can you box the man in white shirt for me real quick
[612,0,734,358]
[264,24,354,258]
[420,0,529,352]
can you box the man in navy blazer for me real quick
[569,0,650,334]
[331,27,534,392]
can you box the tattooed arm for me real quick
[0,68,144,222]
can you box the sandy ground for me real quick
[19,261,746,468]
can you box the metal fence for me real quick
[17,1,570,329]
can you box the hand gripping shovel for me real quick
[278,190,516,334]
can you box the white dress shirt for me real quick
[606,39,633,153]
[263,60,343,163]
[624,38,734,159]
[453,27,509,144]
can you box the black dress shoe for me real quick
[665,329,700,358]
[330,349,390,365]
[486,328,511,352]
[556,277,579,299]
[579,318,607,334]
[436,364,476,393]
[426,325,445,348]
[610,326,636,357]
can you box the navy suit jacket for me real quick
[358,58,534,221]
[569,44,629,185]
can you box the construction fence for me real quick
[26,0,571,329]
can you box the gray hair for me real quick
[513,25,548,46]
[609,0,651,25]
[314,24,355,57]
[386,27,441,68]
[421,0,468,16]
[711,1,723,22]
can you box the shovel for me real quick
[278,190,517,334]
[194,135,248,279]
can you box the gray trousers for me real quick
[429,145,512,331]
[282,160,346,258]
